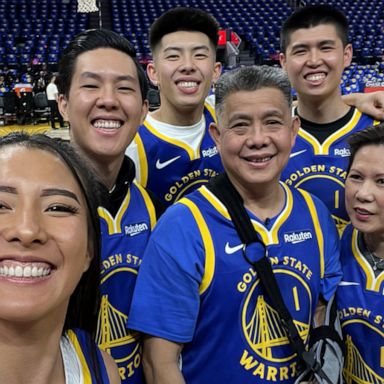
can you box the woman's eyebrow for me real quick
[41,188,80,203]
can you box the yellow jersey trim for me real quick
[142,104,215,160]
[298,109,361,155]
[67,329,92,384]
[134,133,148,187]
[179,197,215,295]
[204,100,217,123]
[199,183,293,246]
[98,189,131,235]
[299,189,325,278]
[352,228,384,292]
[134,180,157,230]
[143,119,196,160]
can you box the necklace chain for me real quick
[367,250,384,271]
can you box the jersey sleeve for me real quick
[316,198,342,301]
[128,202,206,343]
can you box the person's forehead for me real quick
[158,30,213,50]
[74,48,137,74]
[287,23,340,45]
[225,88,287,104]
[76,47,134,67]
[221,88,289,117]
[0,146,75,181]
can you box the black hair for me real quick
[347,123,384,174]
[0,133,103,336]
[57,28,148,102]
[149,7,219,52]
[280,4,349,53]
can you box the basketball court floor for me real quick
[0,122,70,140]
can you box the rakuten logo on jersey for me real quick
[125,222,148,237]
[284,231,312,244]
[334,148,350,157]
[202,146,218,158]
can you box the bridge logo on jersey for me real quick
[284,231,312,245]
[343,335,384,384]
[241,270,311,363]
[97,294,141,380]
[98,265,142,381]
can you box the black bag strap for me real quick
[207,173,332,383]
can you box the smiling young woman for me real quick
[0,133,119,384]
[337,123,384,382]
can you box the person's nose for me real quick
[245,125,269,148]
[2,205,48,247]
[307,48,322,67]
[96,85,119,110]
[355,180,374,203]
[179,53,196,73]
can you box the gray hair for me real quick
[215,65,292,123]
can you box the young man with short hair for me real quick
[279,4,380,232]
[58,29,161,384]
[127,7,223,207]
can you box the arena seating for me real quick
[0,0,382,97]
[110,0,383,64]
[0,0,88,68]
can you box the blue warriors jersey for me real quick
[128,184,341,384]
[282,110,378,232]
[96,181,157,384]
[337,225,384,383]
[65,329,110,383]
[133,103,224,206]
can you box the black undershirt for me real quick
[295,106,355,144]
[101,155,164,218]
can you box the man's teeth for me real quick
[179,81,198,88]
[356,208,371,215]
[306,73,325,81]
[0,265,51,278]
[93,120,121,129]
[249,156,271,163]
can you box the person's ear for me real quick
[147,62,159,87]
[279,52,287,71]
[140,100,149,124]
[58,94,69,121]
[343,43,353,69]
[209,122,221,152]
[212,62,222,84]
[290,115,300,147]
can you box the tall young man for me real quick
[128,66,342,384]
[279,5,380,232]
[57,29,161,384]
[127,7,223,207]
